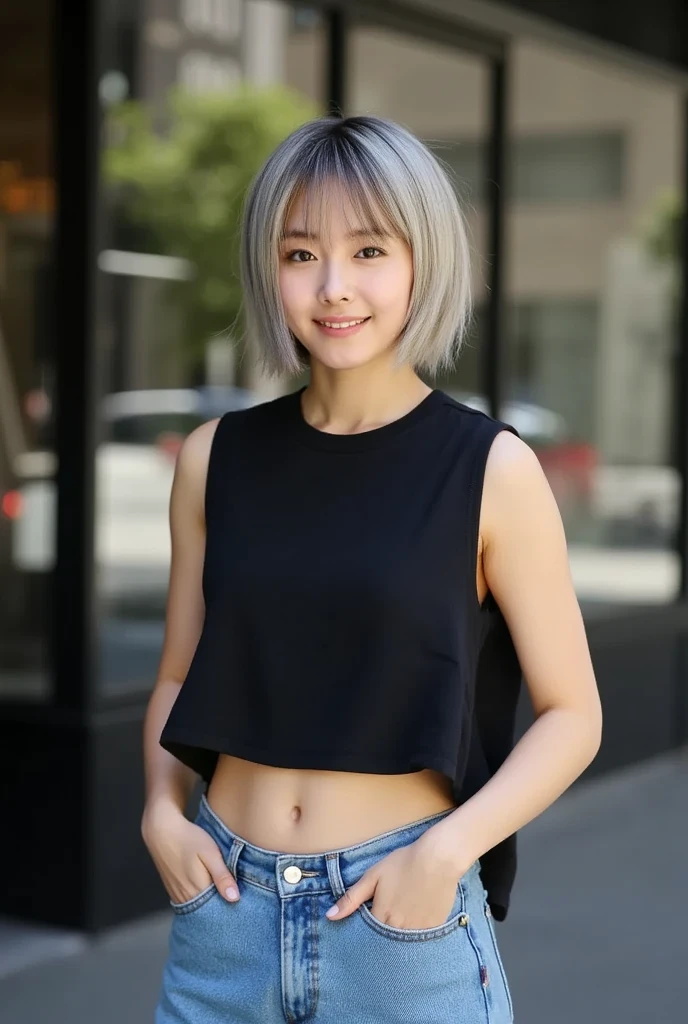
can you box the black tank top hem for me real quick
[161,730,460,780]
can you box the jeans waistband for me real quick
[197,793,479,898]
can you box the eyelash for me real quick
[284,246,385,263]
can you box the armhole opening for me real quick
[202,413,229,526]
[468,422,520,616]
[199,414,229,600]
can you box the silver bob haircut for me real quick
[239,114,473,378]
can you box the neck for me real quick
[301,367,433,435]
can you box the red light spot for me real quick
[155,432,184,461]
[1,490,23,519]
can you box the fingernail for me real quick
[325,905,339,918]
[226,886,239,901]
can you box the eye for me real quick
[356,246,384,259]
[284,250,315,262]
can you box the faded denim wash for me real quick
[155,793,514,1023]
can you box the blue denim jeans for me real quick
[155,793,514,1023]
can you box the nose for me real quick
[317,259,352,305]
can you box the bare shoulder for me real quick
[478,424,601,741]
[171,416,223,517]
[485,426,540,474]
[176,415,222,471]
[481,428,560,545]
[178,416,222,465]
[160,417,223,684]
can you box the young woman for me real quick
[144,114,602,1023]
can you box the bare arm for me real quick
[422,430,603,872]
[142,419,216,818]
[140,418,241,905]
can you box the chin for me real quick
[307,342,390,372]
[312,352,381,372]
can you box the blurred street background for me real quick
[1,1,688,1020]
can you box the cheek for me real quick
[277,270,305,316]
[366,266,413,314]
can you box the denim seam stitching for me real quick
[460,883,492,1023]
[169,884,217,915]
[485,902,514,1020]
[236,875,276,895]
[280,891,290,1024]
[356,882,464,942]
[310,893,320,1019]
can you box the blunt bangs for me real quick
[239,114,473,378]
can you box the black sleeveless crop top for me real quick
[160,386,524,920]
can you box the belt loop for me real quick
[226,837,245,877]
[325,853,346,900]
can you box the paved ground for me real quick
[1,747,687,1023]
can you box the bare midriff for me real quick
[205,755,457,852]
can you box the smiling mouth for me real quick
[314,317,371,329]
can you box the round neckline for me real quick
[287,385,445,452]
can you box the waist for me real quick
[195,791,474,893]
[206,753,457,853]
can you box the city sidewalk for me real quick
[1,747,687,1023]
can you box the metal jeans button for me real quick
[284,865,302,884]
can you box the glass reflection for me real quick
[502,41,682,608]
[96,2,325,694]
[0,2,55,700]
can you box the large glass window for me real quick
[348,24,492,399]
[0,3,55,701]
[445,131,625,203]
[504,40,683,609]
[96,2,326,695]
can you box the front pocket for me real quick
[169,882,218,916]
[357,883,465,941]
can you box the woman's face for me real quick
[277,186,414,372]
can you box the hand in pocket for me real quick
[142,802,240,904]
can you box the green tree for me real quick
[102,84,318,381]
[640,189,685,330]
[644,189,683,266]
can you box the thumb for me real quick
[325,875,376,921]
[201,847,240,903]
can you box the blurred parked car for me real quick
[0,387,261,627]
[102,385,258,451]
[453,391,679,545]
[452,391,598,525]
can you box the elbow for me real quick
[586,729,602,768]
[546,700,603,768]
[583,703,603,766]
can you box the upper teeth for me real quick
[319,319,366,329]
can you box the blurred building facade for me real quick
[1,0,687,930]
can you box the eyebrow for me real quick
[281,227,393,242]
